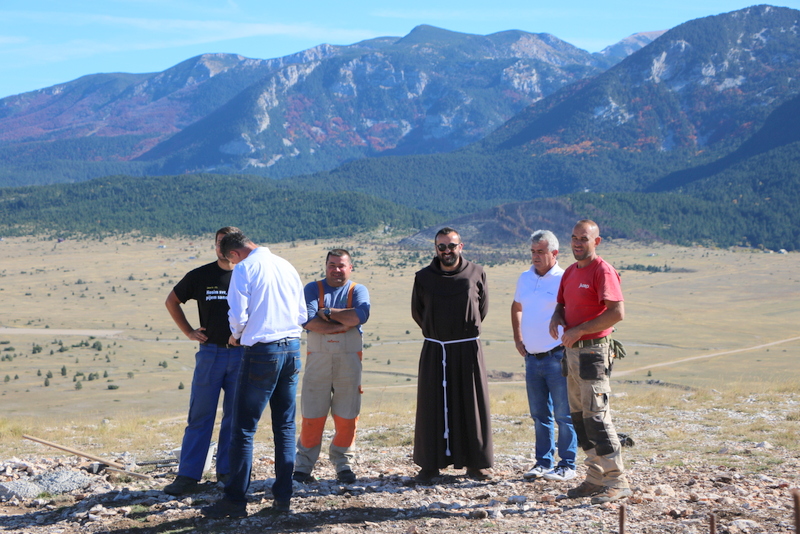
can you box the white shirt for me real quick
[513,262,564,354]
[227,247,307,346]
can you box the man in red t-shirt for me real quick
[549,220,631,504]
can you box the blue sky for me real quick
[1,1,799,99]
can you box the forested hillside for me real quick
[0,174,434,242]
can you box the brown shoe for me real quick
[591,486,632,504]
[414,468,440,483]
[466,468,493,481]
[566,480,605,498]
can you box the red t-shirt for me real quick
[557,256,623,340]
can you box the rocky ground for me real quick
[2,429,799,534]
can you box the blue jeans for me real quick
[225,338,301,504]
[178,344,243,480]
[525,348,577,469]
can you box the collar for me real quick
[529,262,564,278]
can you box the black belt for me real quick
[529,345,564,360]
[252,337,297,347]
[573,336,609,348]
[203,343,237,349]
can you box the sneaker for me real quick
[201,498,247,519]
[163,475,199,496]
[591,486,632,504]
[292,471,316,484]
[566,480,605,498]
[523,465,549,480]
[337,468,357,484]
[542,466,577,482]
[414,468,440,483]
[466,468,493,481]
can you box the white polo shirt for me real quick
[513,262,564,354]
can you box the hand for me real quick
[514,340,527,357]
[560,327,582,349]
[228,335,240,347]
[186,327,208,343]
[549,315,565,340]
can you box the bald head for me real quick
[571,219,602,266]
[575,219,599,237]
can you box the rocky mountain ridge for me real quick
[0,26,658,185]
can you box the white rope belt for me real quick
[424,336,480,456]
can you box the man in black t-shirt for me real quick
[163,226,244,496]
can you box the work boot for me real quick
[337,468,356,484]
[163,475,199,496]
[201,498,247,519]
[292,471,316,484]
[566,480,605,498]
[591,486,632,504]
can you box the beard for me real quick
[572,248,589,261]
[439,252,459,267]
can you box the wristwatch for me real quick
[323,308,332,319]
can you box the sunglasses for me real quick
[437,243,460,251]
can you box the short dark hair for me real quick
[219,231,251,258]
[215,226,241,239]
[325,248,351,264]
[435,227,460,241]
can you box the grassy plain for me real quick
[0,232,798,460]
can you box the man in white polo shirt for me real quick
[511,230,577,482]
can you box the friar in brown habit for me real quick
[410,227,493,482]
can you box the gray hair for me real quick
[529,230,559,252]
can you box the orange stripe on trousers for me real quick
[332,414,358,448]
[299,416,327,448]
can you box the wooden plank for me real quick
[22,434,127,470]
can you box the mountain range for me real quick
[0,26,661,187]
[0,5,799,251]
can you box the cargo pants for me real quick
[564,341,629,489]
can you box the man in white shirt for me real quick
[511,230,577,482]
[202,232,307,519]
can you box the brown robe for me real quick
[411,257,493,470]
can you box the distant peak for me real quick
[398,25,470,44]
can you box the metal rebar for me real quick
[709,512,716,534]
[792,489,799,534]
[619,503,626,534]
